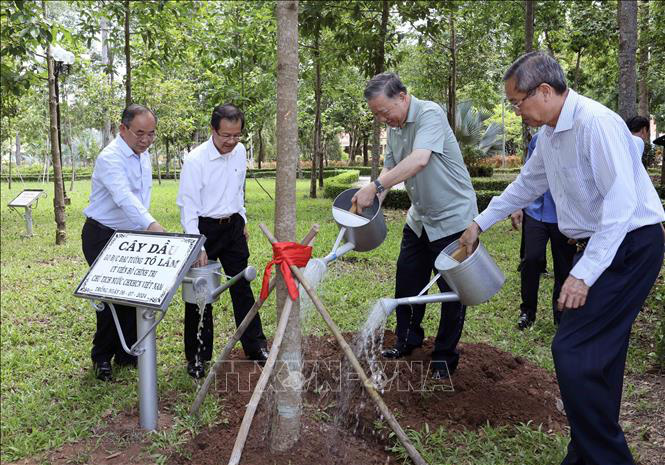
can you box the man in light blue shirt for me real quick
[461,52,665,465]
[511,133,575,329]
[82,104,165,381]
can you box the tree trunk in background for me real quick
[637,0,650,128]
[101,17,112,147]
[311,23,322,199]
[47,43,67,245]
[447,12,456,131]
[362,135,368,166]
[370,0,389,181]
[318,139,324,188]
[271,0,301,452]
[522,0,535,160]
[15,131,22,166]
[124,0,132,107]
[574,49,583,90]
[258,125,264,169]
[618,0,637,120]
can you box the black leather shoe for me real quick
[517,312,535,330]
[382,346,415,359]
[94,361,112,382]
[248,347,269,366]
[187,360,206,379]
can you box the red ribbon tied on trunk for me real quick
[260,242,312,301]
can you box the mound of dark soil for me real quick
[170,331,565,465]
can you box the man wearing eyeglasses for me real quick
[82,104,165,382]
[460,51,665,465]
[177,103,267,379]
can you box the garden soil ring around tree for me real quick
[169,331,567,465]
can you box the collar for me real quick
[552,89,577,134]
[207,136,238,161]
[117,135,143,157]
[404,95,419,125]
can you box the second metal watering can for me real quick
[181,262,257,305]
[331,188,387,253]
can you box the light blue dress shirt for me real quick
[476,89,665,286]
[83,135,155,230]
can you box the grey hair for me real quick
[364,72,407,100]
[121,104,157,127]
[503,51,567,94]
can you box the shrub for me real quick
[471,178,512,191]
[468,165,494,177]
[475,190,502,211]
[322,170,360,199]
[383,189,411,210]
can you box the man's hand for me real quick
[147,221,166,233]
[557,275,589,310]
[510,210,523,230]
[459,222,482,255]
[351,182,377,214]
[243,224,250,241]
[193,250,208,268]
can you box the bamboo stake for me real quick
[228,296,294,465]
[190,225,319,416]
[258,223,429,465]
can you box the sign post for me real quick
[75,230,204,430]
[7,189,47,237]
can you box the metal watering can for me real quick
[324,187,387,263]
[377,239,505,314]
[181,262,257,305]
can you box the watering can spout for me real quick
[210,266,257,300]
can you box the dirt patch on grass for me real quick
[622,372,665,465]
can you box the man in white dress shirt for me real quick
[460,52,665,465]
[82,104,165,381]
[177,104,267,379]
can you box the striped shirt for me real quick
[475,89,664,286]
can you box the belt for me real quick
[567,237,590,253]
[199,214,238,225]
[85,217,115,232]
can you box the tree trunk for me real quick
[67,115,75,191]
[574,48,583,90]
[370,0,389,181]
[447,13,457,131]
[318,138,324,188]
[47,42,67,244]
[637,0,649,126]
[124,0,132,107]
[348,128,357,165]
[271,0,301,452]
[258,125,264,169]
[15,131,22,165]
[311,23,322,199]
[617,0,638,120]
[165,139,171,179]
[362,134,368,166]
[522,0,535,160]
[101,17,112,147]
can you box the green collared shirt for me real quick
[384,96,477,241]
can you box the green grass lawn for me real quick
[1,179,662,464]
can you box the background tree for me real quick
[618,0,638,120]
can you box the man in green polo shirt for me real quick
[353,72,477,380]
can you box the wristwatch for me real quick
[373,178,385,194]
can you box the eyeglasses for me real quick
[508,84,541,111]
[127,127,157,141]
[216,130,243,141]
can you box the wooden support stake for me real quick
[190,224,319,416]
[228,296,294,465]
[258,223,429,465]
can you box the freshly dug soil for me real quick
[170,331,566,465]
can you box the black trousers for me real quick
[554,224,663,465]
[394,224,466,373]
[184,214,266,362]
[520,213,576,324]
[81,218,137,366]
